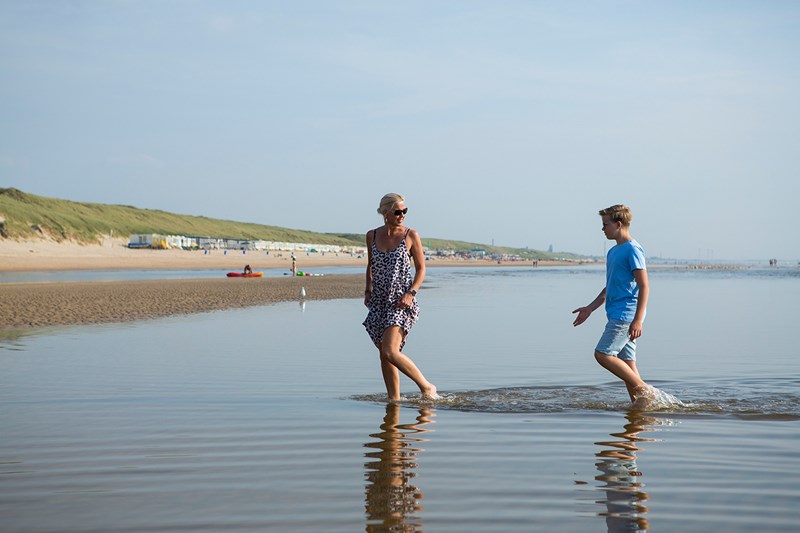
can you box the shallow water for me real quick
[0,265,363,283]
[1,266,798,531]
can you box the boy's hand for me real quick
[629,320,643,340]
[572,307,592,326]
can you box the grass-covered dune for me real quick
[0,188,582,260]
[0,188,362,246]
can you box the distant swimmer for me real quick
[572,204,655,406]
[363,193,438,402]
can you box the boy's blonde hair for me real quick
[599,204,633,227]
[377,193,405,215]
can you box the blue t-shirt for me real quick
[605,239,646,322]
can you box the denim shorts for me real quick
[595,318,636,361]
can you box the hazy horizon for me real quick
[2,1,798,261]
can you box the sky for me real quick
[1,1,799,261]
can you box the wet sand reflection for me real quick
[363,403,435,532]
[594,412,664,532]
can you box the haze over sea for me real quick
[2,265,798,532]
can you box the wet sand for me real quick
[0,275,364,328]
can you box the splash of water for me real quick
[631,385,687,411]
[351,381,800,419]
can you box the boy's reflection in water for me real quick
[364,403,435,532]
[594,412,661,532]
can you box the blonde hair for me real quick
[377,193,405,215]
[599,204,632,227]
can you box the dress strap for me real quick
[402,229,412,255]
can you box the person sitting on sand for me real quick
[363,193,438,402]
[243,264,252,275]
[572,204,653,404]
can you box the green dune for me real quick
[0,188,580,260]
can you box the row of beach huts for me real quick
[127,233,537,262]
[127,233,364,254]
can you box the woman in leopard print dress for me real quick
[363,193,438,401]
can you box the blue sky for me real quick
[2,1,798,260]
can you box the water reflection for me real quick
[364,403,435,532]
[0,326,65,350]
[594,412,664,532]
[0,327,31,349]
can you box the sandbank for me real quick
[1,275,364,329]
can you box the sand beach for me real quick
[0,237,564,272]
[0,238,367,272]
[0,239,366,327]
[0,238,568,329]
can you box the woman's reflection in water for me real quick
[594,412,662,532]
[364,403,435,532]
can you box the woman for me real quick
[363,193,438,401]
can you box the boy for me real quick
[572,205,652,403]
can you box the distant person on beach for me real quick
[243,264,253,275]
[291,254,297,275]
[363,193,438,401]
[572,204,653,404]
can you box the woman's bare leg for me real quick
[380,355,401,401]
[380,326,437,400]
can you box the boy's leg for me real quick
[594,352,645,395]
[623,360,641,402]
[595,319,646,400]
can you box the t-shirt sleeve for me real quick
[630,244,646,271]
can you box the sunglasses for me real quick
[393,208,408,216]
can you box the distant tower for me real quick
[548,244,553,253]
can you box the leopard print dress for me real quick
[363,229,419,350]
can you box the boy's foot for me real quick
[421,384,440,400]
[631,384,656,409]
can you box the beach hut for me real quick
[128,234,156,248]
[198,237,223,250]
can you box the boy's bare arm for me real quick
[629,269,649,340]
[572,288,606,326]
